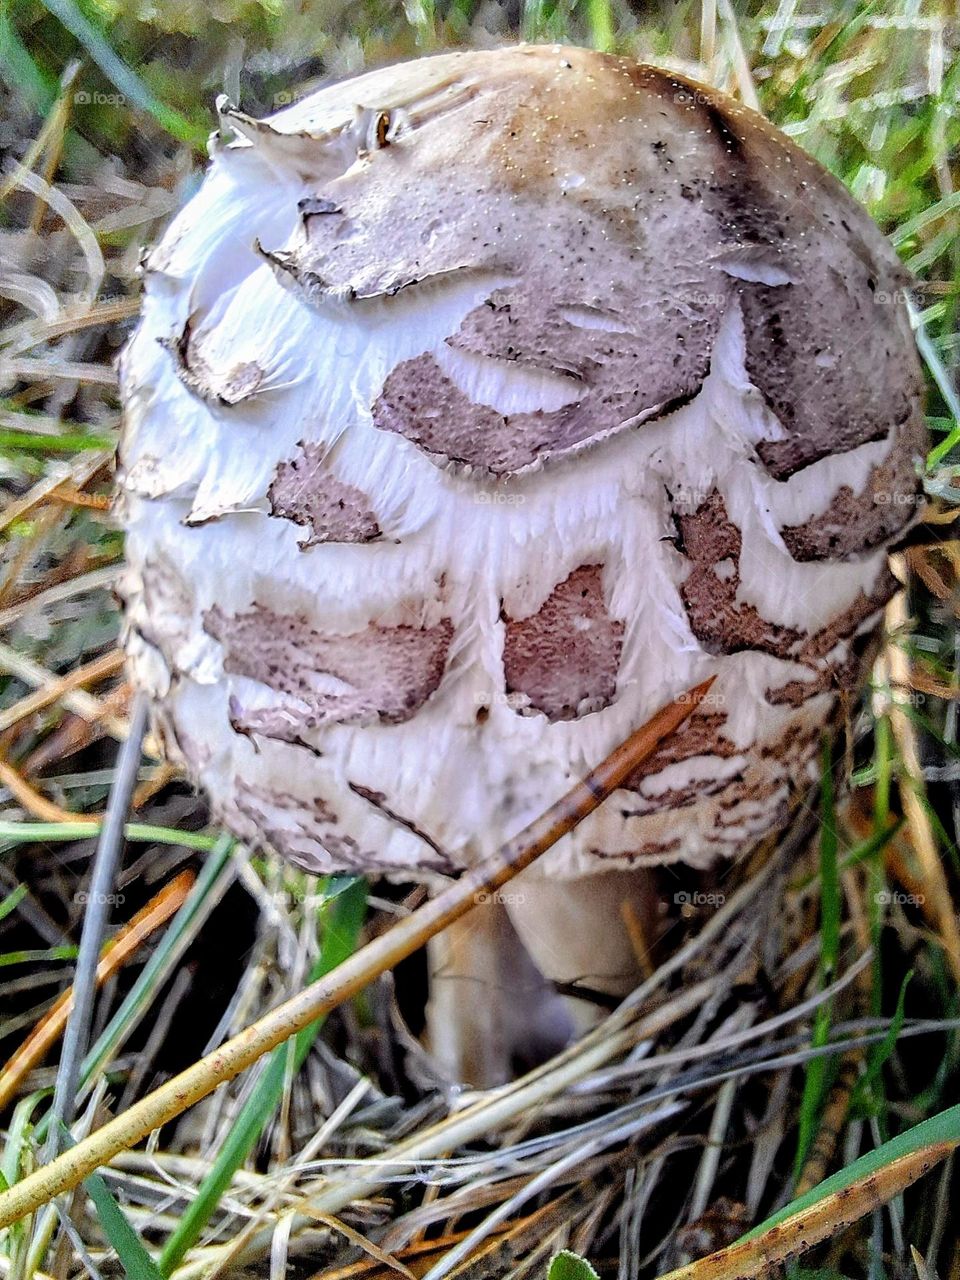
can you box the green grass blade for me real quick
[0,431,117,453]
[743,1103,960,1241]
[31,836,236,1147]
[1,1091,52,1192]
[0,883,28,924]
[854,970,912,1117]
[0,8,57,112]
[83,1170,163,1280]
[911,300,960,455]
[37,0,204,145]
[0,946,78,968]
[157,877,367,1275]
[794,817,902,890]
[0,822,223,850]
[56,1123,162,1280]
[547,1252,600,1280]
[587,0,615,52]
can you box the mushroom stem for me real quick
[426,899,576,1086]
[426,867,658,1085]
[506,866,658,1030]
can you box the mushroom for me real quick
[118,46,926,1085]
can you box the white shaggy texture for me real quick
[118,47,924,883]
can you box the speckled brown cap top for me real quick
[118,46,925,882]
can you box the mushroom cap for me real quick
[118,45,925,881]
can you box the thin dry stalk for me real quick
[45,695,150,1158]
[0,452,113,535]
[0,565,120,632]
[885,589,960,984]
[0,642,155,754]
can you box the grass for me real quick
[156,877,368,1275]
[0,0,958,1277]
[793,741,844,1181]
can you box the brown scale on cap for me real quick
[227,697,326,748]
[714,726,822,825]
[626,780,735,815]
[501,564,624,721]
[162,316,264,406]
[745,279,921,480]
[674,490,803,658]
[234,786,453,875]
[765,573,894,707]
[779,442,923,561]
[234,787,366,873]
[673,490,895,704]
[637,742,813,847]
[267,442,382,546]
[767,652,863,711]
[621,711,739,793]
[373,353,546,476]
[125,556,197,679]
[590,837,684,862]
[154,710,212,781]
[204,604,453,729]
[370,279,724,478]
[261,54,764,476]
[627,66,923,481]
[759,719,819,761]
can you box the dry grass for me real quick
[1,1,958,1277]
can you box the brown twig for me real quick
[0,451,113,536]
[47,486,112,512]
[0,757,100,824]
[0,648,125,734]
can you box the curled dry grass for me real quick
[1,1,959,1277]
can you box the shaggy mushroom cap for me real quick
[119,45,926,881]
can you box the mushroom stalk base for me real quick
[426,868,656,1086]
